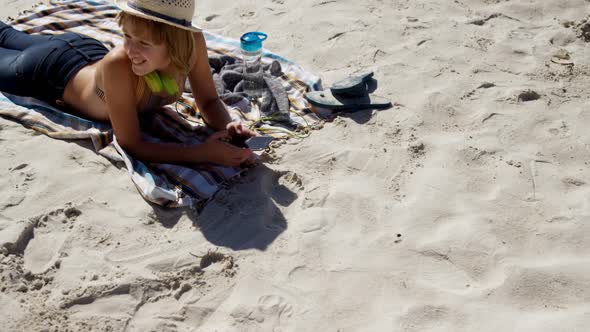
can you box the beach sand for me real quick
[2,0,590,331]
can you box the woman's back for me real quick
[63,45,185,122]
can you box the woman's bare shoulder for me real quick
[97,45,136,90]
[101,46,132,71]
[95,45,140,103]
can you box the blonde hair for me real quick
[117,12,195,74]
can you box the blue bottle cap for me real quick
[240,31,268,52]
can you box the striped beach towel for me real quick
[0,0,323,208]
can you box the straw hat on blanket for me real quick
[115,0,201,32]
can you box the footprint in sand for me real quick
[508,28,535,41]
[251,170,306,208]
[23,204,82,274]
[460,146,497,166]
[292,207,332,234]
[301,185,329,209]
[1,203,79,259]
[9,163,36,186]
[277,171,305,192]
[490,265,590,309]
[0,252,54,294]
[257,294,294,319]
[229,294,294,327]
[0,164,36,210]
[398,304,454,330]
[0,194,25,210]
[464,36,495,52]
[547,120,569,138]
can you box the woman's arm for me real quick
[187,32,258,139]
[187,32,231,131]
[101,50,250,166]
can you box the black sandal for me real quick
[304,72,391,111]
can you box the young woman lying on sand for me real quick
[0,0,255,167]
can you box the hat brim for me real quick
[115,0,202,33]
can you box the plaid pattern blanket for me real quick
[0,0,323,208]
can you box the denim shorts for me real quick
[0,23,108,104]
[16,32,108,103]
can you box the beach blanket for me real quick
[0,0,323,208]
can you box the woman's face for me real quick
[121,21,170,76]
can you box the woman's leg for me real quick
[0,22,62,99]
[0,24,108,103]
[0,21,54,50]
[0,47,26,95]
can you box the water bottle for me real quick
[240,32,268,101]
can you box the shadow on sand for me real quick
[148,164,294,251]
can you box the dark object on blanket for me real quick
[244,135,273,151]
[304,72,392,111]
[229,135,273,151]
[229,134,248,148]
[185,55,291,123]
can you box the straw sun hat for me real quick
[115,0,201,32]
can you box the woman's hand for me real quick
[201,130,252,167]
[226,122,257,138]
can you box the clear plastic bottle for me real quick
[240,32,268,101]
